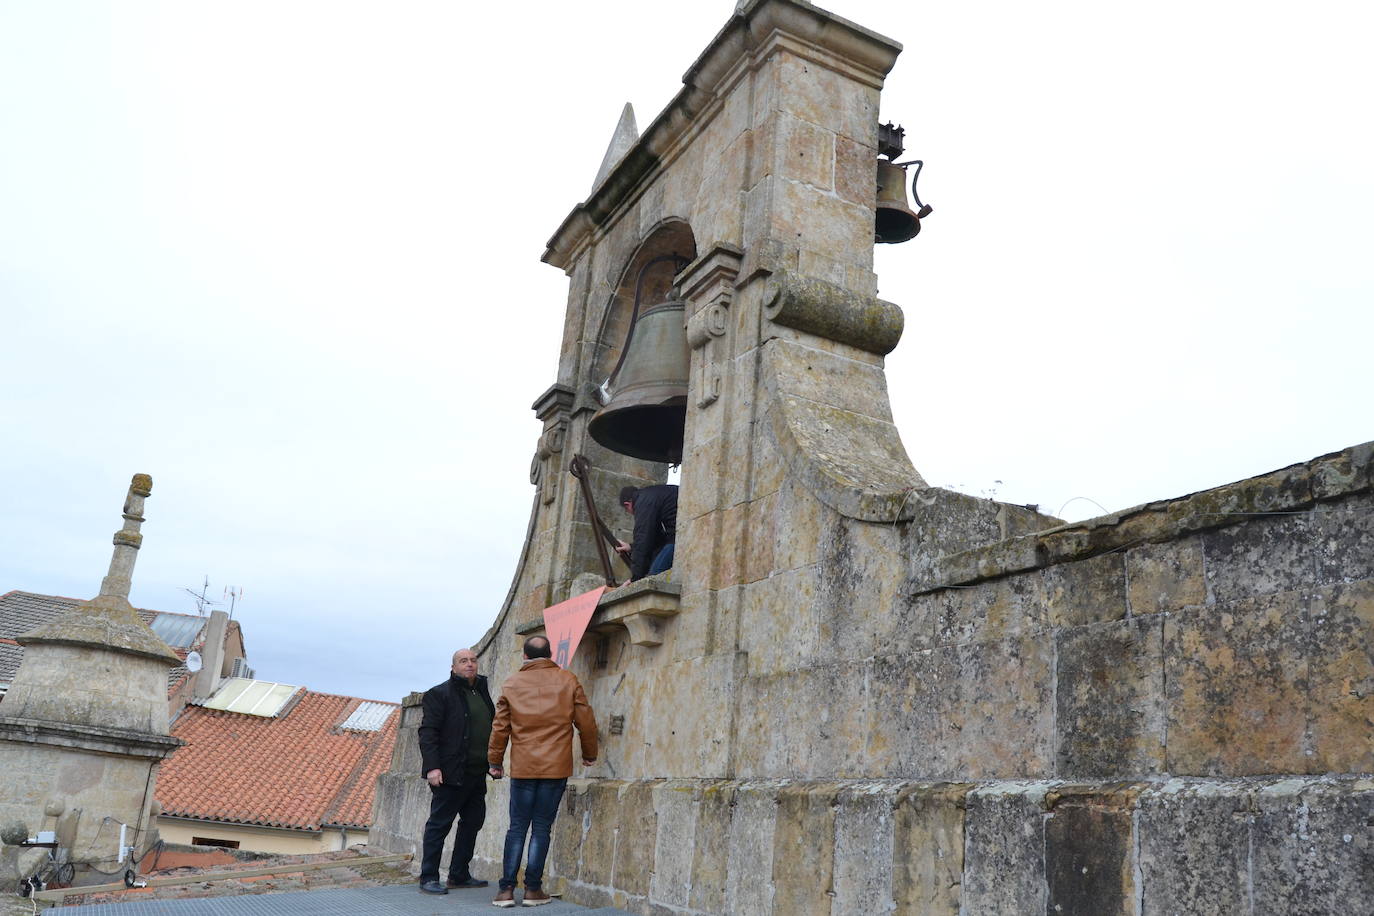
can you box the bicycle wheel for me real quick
[54,862,75,886]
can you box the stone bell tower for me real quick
[0,475,181,887]
[366,0,1374,910]
[468,0,1016,774]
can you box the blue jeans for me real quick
[500,777,567,890]
[648,542,674,575]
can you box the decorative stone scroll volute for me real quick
[530,384,574,506]
[681,243,744,410]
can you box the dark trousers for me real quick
[420,776,486,883]
[500,777,567,890]
[648,542,674,575]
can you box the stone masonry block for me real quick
[1137,780,1253,916]
[734,665,867,778]
[768,177,872,274]
[719,418,757,512]
[1203,514,1317,604]
[712,500,750,590]
[797,248,848,287]
[689,782,735,915]
[868,651,944,778]
[548,780,588,885]
[892,783,969,916]
[1044,785,1143,916]
[818,516,909,660]
[832,782,897,916]
[675,505,717,600]
[1126,538,1206,616]
[1043,551,1127,628]
[775,113,835,190]
[1055,616,1166,778]
[707,584,743,658]
[1251,778,1374,916]
[835,134,877,208]
[1316,491,1374,584]
[577,780,622,887]
[937,634,1055,779]
[1164,593,1309,776]
[749,415,786,502]
[611,782,657,897]
[961,783,1051,916]
[776,51,880,146]
[1307,580,1374,773]
[740,565,821,677]
[648,782,699,908]
[771,783,840,916]
[724,781,782,915]
[772,477,826,573]
[933,573,1047,648]
[745,492,777,584]
[888,590,940,654]
[765,338,896,419]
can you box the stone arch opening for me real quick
[591,220,697,389]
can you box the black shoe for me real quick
[447,876,489,888]
[419,880,449,895]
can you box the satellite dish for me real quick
[185,651,203,673]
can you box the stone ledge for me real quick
[516,578,682,648]
[0,715,183,760]
[910,440,1374,595]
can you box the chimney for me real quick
[194,610,230,699]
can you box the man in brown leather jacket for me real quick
[486,635,597,907]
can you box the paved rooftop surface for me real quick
[60,884,633,915]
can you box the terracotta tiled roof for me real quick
[156,691,399,831]
[0,590,205,691]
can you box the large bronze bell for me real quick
[588,299,690,464]
[875,159,929,244]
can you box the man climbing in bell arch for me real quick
[614,483,677,581]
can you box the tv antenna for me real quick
[223,586,243,619]
[181,576,221,616]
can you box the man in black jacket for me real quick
[417,648,495,895]
[614,484,678,581]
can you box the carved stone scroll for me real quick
[678,243,744,410]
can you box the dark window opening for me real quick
[191,837,240,849]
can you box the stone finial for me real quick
[99,473,153,601]
[591,103,639,192]
[15,472,179,664]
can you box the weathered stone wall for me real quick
[369,1,1374,911]
[472,776,1372,915]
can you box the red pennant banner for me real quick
[541,586,606,669]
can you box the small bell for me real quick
[873,122,933,245]
[875,159,922,244]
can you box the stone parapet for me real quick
[911,440,1374,594]
[461,775,1374,915]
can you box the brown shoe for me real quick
[522,887,551,907]
[492,887,516,908]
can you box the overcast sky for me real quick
[2,0,1370,704]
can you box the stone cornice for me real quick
[909,440,1374,595]
[542,0,902,271]
[0,715,184,760]
[531,382,576,421]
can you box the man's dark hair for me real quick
[619,486,639,506]
[524,635,552,659]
